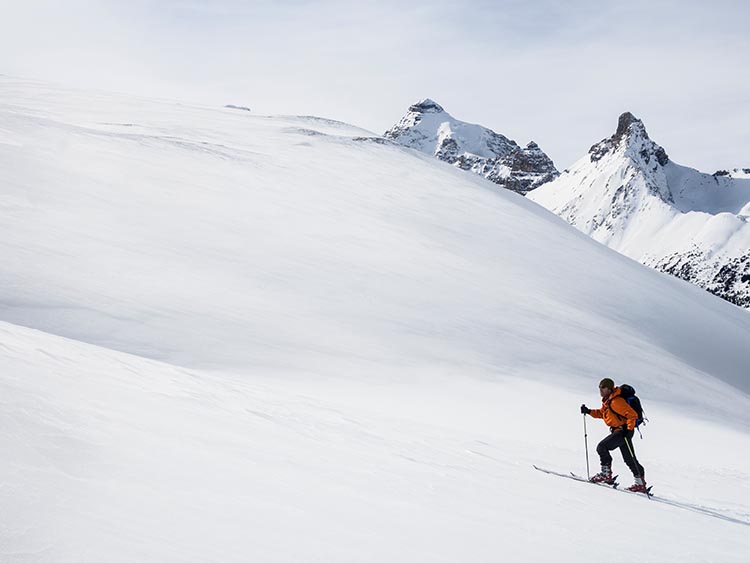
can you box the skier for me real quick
[580,378,647,493]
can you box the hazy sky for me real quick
[2,0,748,170]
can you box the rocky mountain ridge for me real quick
[527,111,750,309]
[384,99,558,194]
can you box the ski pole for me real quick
[583,413,590,480]
[623,434,642,481]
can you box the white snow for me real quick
[667,165,750,215]
[2,78,749,562]
[528,118,750,292]
[384,98,518,160]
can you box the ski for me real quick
[533,465,652,497]
[533,465,750,527]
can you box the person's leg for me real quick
[618,432,644,478]
[592,433,621,482]
[596,432,622,466]
[619,432,648,492]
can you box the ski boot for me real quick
[590,465,616,485]
[626,474,648,493]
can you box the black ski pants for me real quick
[597,429,644,477]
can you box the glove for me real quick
[580,404,590,415]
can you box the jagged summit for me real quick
[615,111,645,139]
[384,100,558,194]
[589,111,669,166]
[409,99,444,113]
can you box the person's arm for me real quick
[583,405,603,419]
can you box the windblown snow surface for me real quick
[1,78,749,562]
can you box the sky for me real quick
[1,0,748,171]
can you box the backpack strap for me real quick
[609,406,624,421]
[611,398,646,435]
[610,397,642,430]
[608,399,627,423]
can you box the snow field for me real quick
[1,78,749,562]
[0,324,750,562]
[2,322,749,562]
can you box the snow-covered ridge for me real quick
[384,99,558,194]
[528,111,750,308]
[715,167,750,180]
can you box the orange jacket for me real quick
[589,387,638,431]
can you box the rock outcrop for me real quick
[385,99,557,194]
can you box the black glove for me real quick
[580,404,590,415]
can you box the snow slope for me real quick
[1,78,750,562]
[528,112,750,308]
[3,321,749,563]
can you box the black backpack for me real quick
[611,384,646,428]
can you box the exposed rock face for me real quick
[651,250,750,309]
[589,112,669,167]
[384,99,558,194]
[528,111,750,310]
[720,168,750,179]
[408,99,444,114]
[225,104,251,112]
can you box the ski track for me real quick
[535,466,750,528]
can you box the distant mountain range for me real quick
[385,102,750,309]
[384,99,558,194]
[527,112,750,309]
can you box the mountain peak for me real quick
[615,111,645,140]
[384,101,558,194]
[408,99,444,114]
[589,111,668,166]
